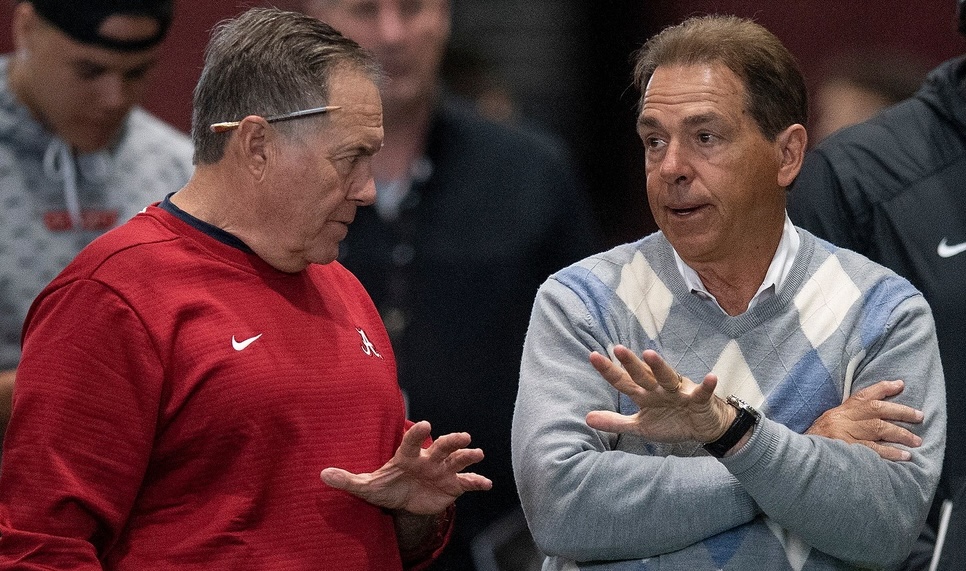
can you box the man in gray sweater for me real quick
[512,15,946,570]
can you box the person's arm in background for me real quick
[0,369,14,444]
[788,148,869,252]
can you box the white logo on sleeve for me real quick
[938,238,966,258]
[232,334,262,351]
[356,328,383,358]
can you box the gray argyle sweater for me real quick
[512,228,946,570]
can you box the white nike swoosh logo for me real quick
[232,334,262,351]
[937,238,966,258]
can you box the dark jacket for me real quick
[789,55,966,570]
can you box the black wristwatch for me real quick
[703,395,761,458]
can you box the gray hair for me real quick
[191,7,381,164]
[633,15,807,141]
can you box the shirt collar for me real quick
[673,213,800,315]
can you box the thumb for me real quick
[320,467,353,490]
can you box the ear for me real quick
[775,123,807,188]
[233,116,273,180]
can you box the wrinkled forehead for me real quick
[641,63,747,112]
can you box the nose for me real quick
[95,73,132,112]
[348,171,377,207]
[657,139,692,185]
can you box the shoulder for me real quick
[117,108,194,168]
[798,229,923,302]
[41,209,178,289]
[796,58,966,203]
[547,233,666,297]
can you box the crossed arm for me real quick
[588,346,924,461]
[512,279,944,567]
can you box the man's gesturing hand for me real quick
[320,420,492,515]
[586,345,735,443]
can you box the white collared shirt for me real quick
[673,213,800,315]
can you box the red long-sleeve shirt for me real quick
[0,206,443,570]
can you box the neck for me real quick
[168,168,230,227]
[694,265,769,316]
[374,95,434,181]
[688,227,784,316]
[172,166,306,273]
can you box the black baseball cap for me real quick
[22,0,175,52]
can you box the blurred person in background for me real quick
[0,0,193,445]
[439,46,517,124]
[810,48,928,144]
[300,1,601,568]
[789,3,966,569]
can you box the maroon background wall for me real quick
[3,0,962,135]
[0,1,269,133]
[651,0,966,127]
[2,0,964,242]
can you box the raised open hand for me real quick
[586,345,734,443]
[320,420,493,515]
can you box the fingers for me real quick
[860,440,912,462]
[851,379,905,402]
[456,472,493,492]
[614,346,660,391]
[590,347,720,407]
[872,419,923,448]
[438,447,485,474]
[843,417,923,448]
[836,384,924,424]
[869,400,924,424]
[591,346,683,395]
[421,429,485,472]
[426,431,473,461]
[397,420,433,459]
[589,350,648,396]
[640,349,686,393]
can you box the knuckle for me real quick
[872,418,887,434]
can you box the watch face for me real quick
[726,395,761,420]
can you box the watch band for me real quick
[703,395,761,458]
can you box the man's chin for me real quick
[64,123,125,153]
[381,85,434,115]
